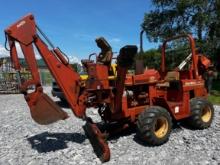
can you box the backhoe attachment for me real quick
[5,14,85,124]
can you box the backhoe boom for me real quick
[5,14,86,124]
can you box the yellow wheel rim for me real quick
[154,117,169,138]
[201,106,212,123]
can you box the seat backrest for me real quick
[96,37,112,66]
[165,71,180,81]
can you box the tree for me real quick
[142,0,220,67]
[70,63,79,72]
[138,48,161,69]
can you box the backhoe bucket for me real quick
[29,93,69,125]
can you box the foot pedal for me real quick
[30,93,69,125]
[83,119,110,162]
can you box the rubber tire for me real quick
[187,97,214,129]
[137,106,172,146]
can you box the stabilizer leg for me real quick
[83,118,110,162]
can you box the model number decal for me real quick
[184,82,203,86]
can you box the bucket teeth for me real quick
[83,119,110,162]
[30,93,69,125]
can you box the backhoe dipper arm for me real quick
[5,14,86,124]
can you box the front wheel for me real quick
[137,106,172,145]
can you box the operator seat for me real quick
[81,37,112,68]
[95,37,113,66]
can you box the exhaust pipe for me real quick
[135,30,145,75]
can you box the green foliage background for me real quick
[141,0,220,70]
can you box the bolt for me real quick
[5,29,12,34]
[38,87,43,92]
[29,15,34,20]
[57,63,61,68]
[33,35,38,40]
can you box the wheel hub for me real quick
[154,117,168,138]
[201,106,212,123]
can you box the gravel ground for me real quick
[0,87,220,165]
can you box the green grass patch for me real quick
[208,95,220,105]
[208,80,220,105]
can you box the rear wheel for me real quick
[187,98,214,129]
[137,106,172,145]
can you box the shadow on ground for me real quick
[27,120,198,153]
[27,132,86,153]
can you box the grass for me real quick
[208,80,220,105]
